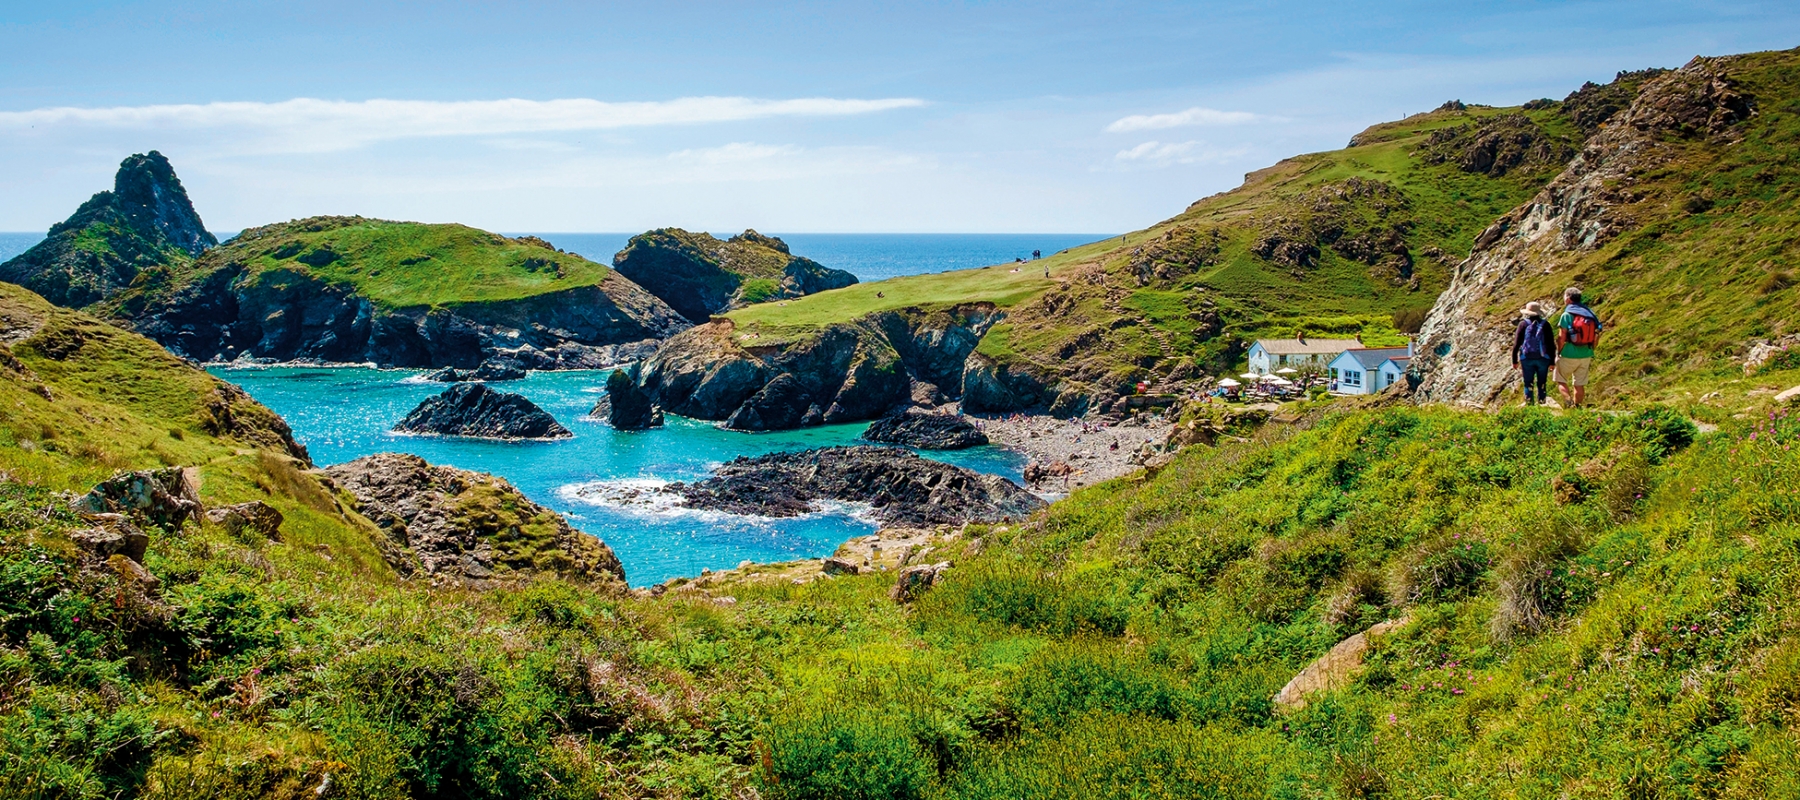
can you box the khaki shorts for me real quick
[1555,357,1592,387]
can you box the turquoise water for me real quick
[209,366,1025,586]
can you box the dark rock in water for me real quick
[325,452,625,588]
[424,361,529,382]
[673,445,1045,526]
[74,467,202,530]
[595,365,663,430]
[862,408,989,450]
[724,373,812,431]
[1,151,217,308]
[394,383,571,440]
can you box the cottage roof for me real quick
[1252,337,1360,356]
[1338,347,1411,369]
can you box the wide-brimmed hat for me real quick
[1520,301,1546,317]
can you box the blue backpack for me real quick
[1520,318,1554,361]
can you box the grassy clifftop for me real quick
[117,216,613,312]
[728,85,1622,398]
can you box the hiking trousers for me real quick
[1520,357,1552,404]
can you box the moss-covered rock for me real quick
[612,228,856,323]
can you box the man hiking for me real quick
[1511,301,1556,405]
[1554,287,1603,408]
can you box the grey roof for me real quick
[1252,337,1361,356]
[1338,347,1410,369]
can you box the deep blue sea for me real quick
[3,232,1112,282]
[211,367,1023,587]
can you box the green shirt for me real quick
[1557,310,1595,359]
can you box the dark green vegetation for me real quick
[613,228,856,324]
[114,217,611,312]
[0,152,216,309]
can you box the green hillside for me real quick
[113,216,613,314]
[729,90,1612,394]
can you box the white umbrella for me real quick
[1217,378,1241,387]
[1275,367,1299,375]
[1239,372,1261,380]
[1268,376,1294,386]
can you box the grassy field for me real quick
[139,217,614,310]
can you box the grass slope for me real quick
[117,216,612,312]
[729,97,1591,393]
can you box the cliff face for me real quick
[114,217,690,368]
[626,304,1003,430]
[612,228,857,324]
[0,152,217,308]
[1414,53,1786,405]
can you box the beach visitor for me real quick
[1511,301,1555,405]
[1554,287,1604,408]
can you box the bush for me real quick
[918,560,1127,637]
[943,712,1281,800]
[1000,641,1196,729]
[1491,522,1584,640]
[758,705,934,800]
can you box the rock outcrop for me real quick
[862,408,989,449]
[117,217,689,369]
[73,467,202,530]
[205,501,285,541]
[424,362,528,382]
[1,152,217,308]
[669,445,1045,526]
[1273,617,1411,711]
[612,228,857,324]
[593,364,663,430]
[1414,56,1759,405]
[394,383,572,440]
[325,453,625,588]
[632,304,1005,430]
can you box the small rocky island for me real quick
[664,445,1044,525]
[394,382,571,440]
[423,362,528,382]
[861,407,989,449]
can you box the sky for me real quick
[1,1,1797,233]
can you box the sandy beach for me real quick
[970,411,1173,495]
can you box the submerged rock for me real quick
[394,382,571,440]
[862,408,989,450]
[326,452,626,589]
[672,445,1044,526]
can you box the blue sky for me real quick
[2,1,1797,232]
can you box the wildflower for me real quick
[1388,714,1397,723]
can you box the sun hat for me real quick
[1521,301,1545,317]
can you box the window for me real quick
[1342,369,1362,387]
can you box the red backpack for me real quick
[1566,305,1602,347]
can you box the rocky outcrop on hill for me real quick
[1414,56,1760,405]
[862,408,989,449]
[74,467,202,531]
[325,452,625,588]
[592,364,663,429]
[668,445,1045,525]
[1,152,217,308]
[629,304,1004,430]
[117,216,688,369]
[394,382,572,440]
[612,228,857,323]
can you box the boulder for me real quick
[1272,617,1410,711]
[394,383,571,440]
[424,362,529,382]
[671,445,1045,526]
[74,467,201,530]
[205,501,285,541]
[325,452,626,589]
[68,515,150,563]
[725,373,813,431]
[822,557,861,576]
[891,561,950,603]
[862,408,989,450]
[1776,385,1800,405]
[596,365,663,430]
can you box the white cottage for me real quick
[1328,346,1413,395]
[1246,336,1361,375]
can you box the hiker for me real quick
[1032,249,1042,259]
[1511,301,1556,405]
[1554,287,1604,408]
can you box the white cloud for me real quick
[0,96,926,153]
[1105,106,1263,132]
[1113,140,1251,167]
[666,142,803,165]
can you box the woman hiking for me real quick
[1511,301,1556,406]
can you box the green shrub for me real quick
[758,705,934,800]
[917,560,1127,637]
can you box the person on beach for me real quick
[1511,301,1556,406]
[1554,287,1604,409]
